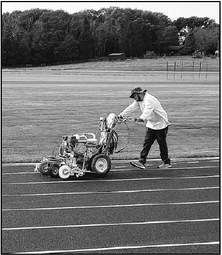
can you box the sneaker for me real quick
[158,163,172,168]
[130,160,146,169]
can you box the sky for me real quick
[1,1,220,23]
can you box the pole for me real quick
[199,62,202,78]
[181,61,183,79]
[174,61,176,79]
[167,61,168,79]
[205,62,208,79]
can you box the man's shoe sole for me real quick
[130,161,146,169]
[158,165,172,169]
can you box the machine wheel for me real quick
[59,165,71,179]
[49,164,60,178]
[39,161,51,175]
[90,154,111,176]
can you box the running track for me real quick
[2,158,220,254]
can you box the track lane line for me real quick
[2,186,219,197]
[2,200,219,212]
[2,218,219,231]
[2,174,219,185]
[15,241,220,254]
[2,157,219,168]
[2,165,219,175]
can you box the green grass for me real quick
[2,57,219,163]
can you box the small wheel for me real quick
[91,154,111,176]
[49,164,60,178]
[59,165,71,179]
[39,161,51,175]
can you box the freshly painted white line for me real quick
[2,164,219,175]
[15,241,220,254]
[2,186,219,197]
[2,200,219,212]
[2,218,219,231]
[2,163,36,167]
[2,157,219,167]
[2,172,38,175]
[2,174,219,185]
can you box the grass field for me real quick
[2,57,219,163]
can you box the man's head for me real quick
[129,87,147,101]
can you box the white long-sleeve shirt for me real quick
[120,92,170,130]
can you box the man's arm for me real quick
[119,100,139,118]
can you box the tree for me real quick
[69,11,95,59]
[31,19,47,64]
[115,9,132,55]
[156,25,179,54]
[174,16,219,55]
[173,16,213,30]
[2,7,219,66]
[2,11,25,66]
[193,25,219,54]
[55,35,79,61]
[37,10,71,62]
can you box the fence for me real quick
[147,57,219,80]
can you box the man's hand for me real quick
[135,118,144,123]
[117,115,124,121]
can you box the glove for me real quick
[135,118,144,123]
[117,115,123,120]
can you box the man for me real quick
[118,87,171,169]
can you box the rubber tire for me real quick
[39,161,51,175]
[59,165,71,179]
[49,164,60,178]
[90,154,111,176]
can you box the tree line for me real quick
[2,7,219,67]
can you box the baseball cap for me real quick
[129,87,146,98]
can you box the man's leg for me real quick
[140,128,156,164]
[156,127,170,164]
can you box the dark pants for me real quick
[140,126,170,164]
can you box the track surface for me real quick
[2,158,220,254]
